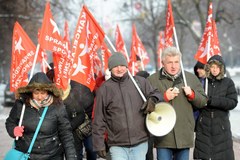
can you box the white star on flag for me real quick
[72,56,87,76]
[199,44,209,58]
[15,37,25,53]
[50,18,60,35]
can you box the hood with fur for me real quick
[16,72,62,98]
[205,55,225,80]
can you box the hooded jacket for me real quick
[5,72,77,160]
[194,55,238,160]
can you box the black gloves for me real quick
[97,150,106,158]
[141,97,157,114]
[207,98,212,105]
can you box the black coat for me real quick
[63,81,94,159]
[5,99,77,160]
[194,77,238,160]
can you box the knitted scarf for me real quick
[162,68,182,81]
[30,95,53,109]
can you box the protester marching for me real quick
[2,0,239,160]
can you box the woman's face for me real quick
[32,90,48,103]
[210,64,220,77]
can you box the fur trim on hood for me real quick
[16,72,62,99]
[205,55,225,80]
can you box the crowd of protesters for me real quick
[5,47,238,160]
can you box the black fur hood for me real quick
[205,55,225,80]
[16,72,62,98]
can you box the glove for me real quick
[141,97,157,114]
[97,150,106,158]
[207,98,212,105]
[14,126,24,137]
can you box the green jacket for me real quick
[148,69,207,148]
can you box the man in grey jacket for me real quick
[148,47,207,160]
[92,53,163,160]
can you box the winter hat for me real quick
[136,71,150,78]
[205,55,225,80]
[17,72,62,98]
[108,52,128,70]
[194,61,205,77]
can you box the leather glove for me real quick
[97,150,106,158]
[141,97,157,114]
[14,126,24,137]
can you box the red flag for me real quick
[212,20,221,56]
[38,2,68,56]
[128,59,139,75]
[93,52,103,78]
[101,42,112,72]
[194,3,219,64]
[63,21,70,43]
[115,25,129,62]
[52,52,72,90]
[157,31,165,68]
[70,5,105,91]
[130,24,149,69]
[164,0,175,48]
[10,22,38,91]
[39,49,48,73]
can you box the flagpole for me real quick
[16,43,40,140]
[205,35,211,95]
[43,58,51,70]
[124,45,130,62]
[105,35,146,102]
[173,27,187,87]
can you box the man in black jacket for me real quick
[92,53,163,160]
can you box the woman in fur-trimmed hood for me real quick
[16,71,62,102]
[5,72,77,160]
[204,55,226,80]
[194,55,238,160]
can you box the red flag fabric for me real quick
[128,60,139,76]
[52,52,72,90]
[10,22,38,92]
[39,49,48,73]
[101,42,112,72]
[63,21,70,44]
[212,20,221,56]
[130,24,149,70]
[115,25,129,62]
[93,52,103,78]
[194,3,220,64]
[157,31,165,68]
[38,3,71,89]
[164,0,175,48]
[70,5,105,91]
[38,2,68,56]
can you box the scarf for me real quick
[162,68,181,81]
[30,95,53,109]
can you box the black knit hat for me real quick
[136,71,150,78]
[108,52,128,70]
[194,61,205,77]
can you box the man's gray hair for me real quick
[161,47,182,61]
